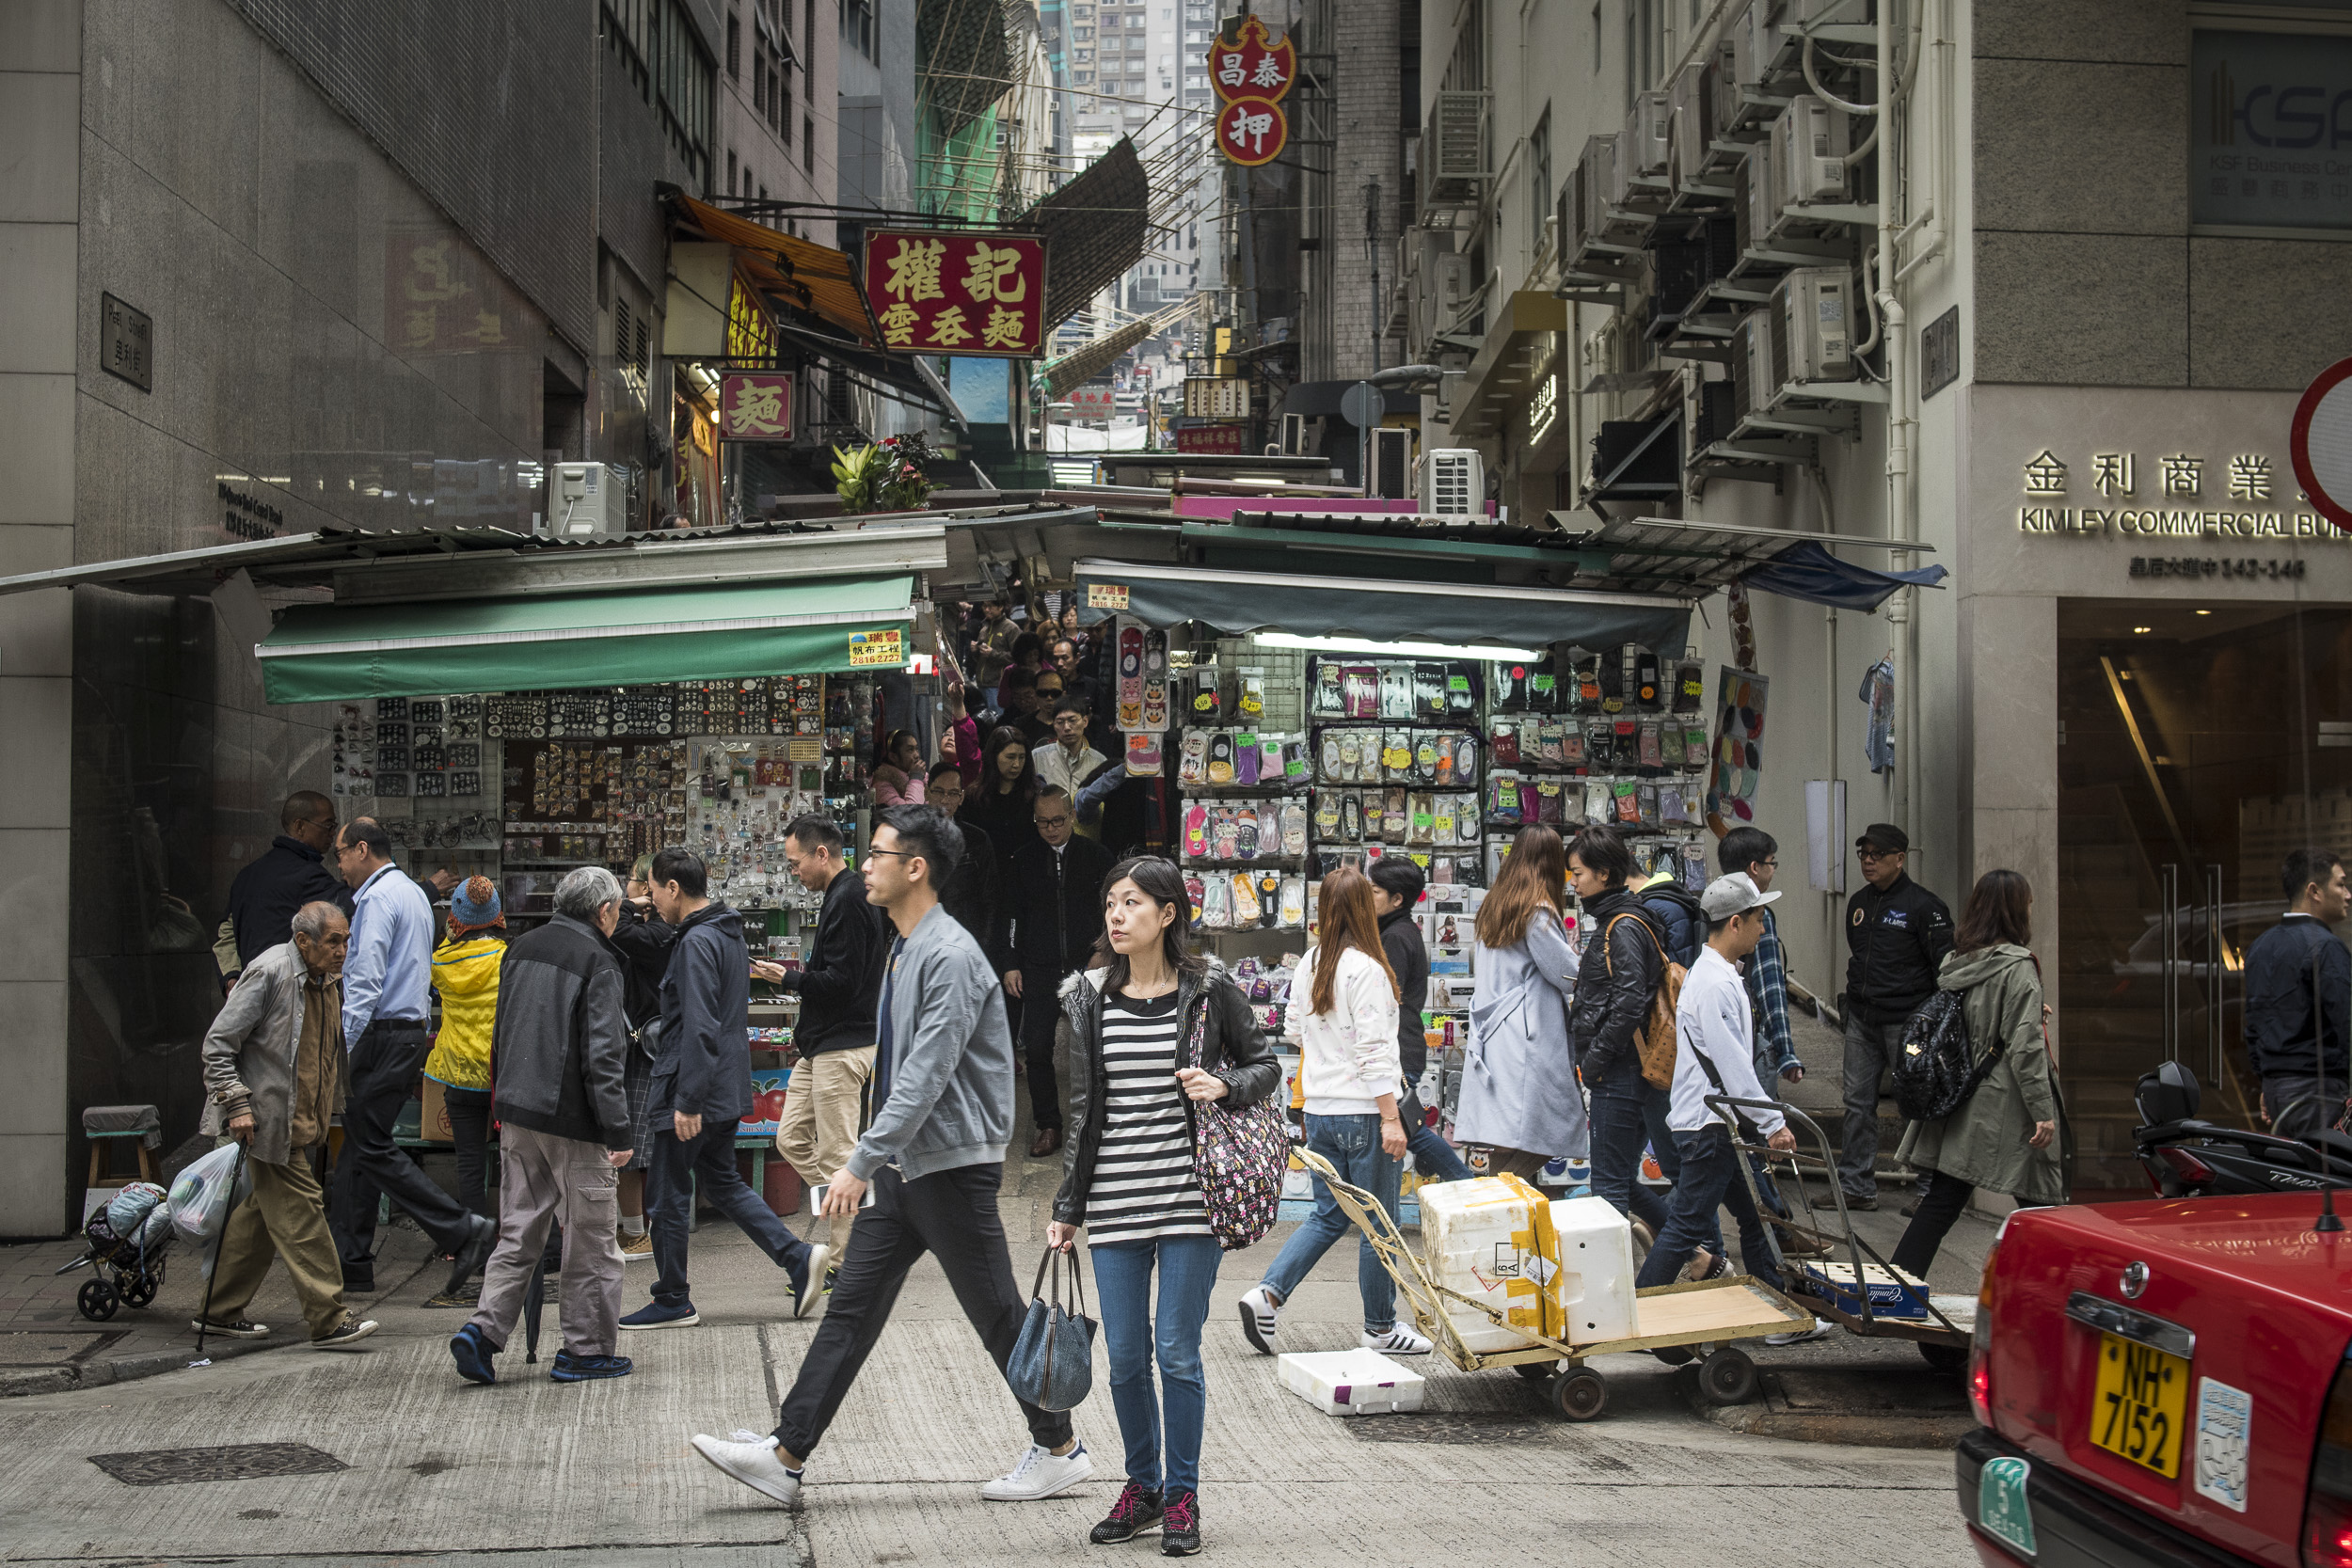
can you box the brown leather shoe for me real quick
[1029,1127,1064,1158]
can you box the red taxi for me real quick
[1957,1194,2352,1567]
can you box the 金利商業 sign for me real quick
[863,230,1048,357]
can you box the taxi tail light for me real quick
[1968,1243,1998,1427]
[2305,1352,2352,1568]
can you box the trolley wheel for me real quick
[1919,1340,1969,1374]
[1651,1343,1696,1367]
[77,1278,119,1323]
[1699,1346,1760,1407]
[116,1270,157,1308]
[1550,1368,1609,1421]
[1515,1361,1557,1383]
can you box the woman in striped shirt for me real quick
[1050,856,1276,1557]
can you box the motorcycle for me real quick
[2134,1061,2352,1198]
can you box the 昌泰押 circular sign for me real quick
[2290,356,2352,533]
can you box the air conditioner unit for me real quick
[1668,59,1713,186]
[1421,449,1486,516]
[1623,89,1672,181]
[1730,309,1775,418]
[1772,265,1855,385]
[1370,426,1413,499]
[542,463,618,538]
[1279,412,1308,455]
[1732,0,1791,90]
[1688,372,1739,452]
[1423,90,1492,210]
[1735,139,1784,253]
[1708,37,1744,140]
[1779,96,1850,207]
[1433,251,1473,319]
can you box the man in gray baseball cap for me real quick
[1634,873,1799,1293]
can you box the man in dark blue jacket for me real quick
[2246,847,2351,1139]
[227,795,457,968]
[623,848,824,1330]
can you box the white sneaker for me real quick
[1361,1325,1434,1355]
[691,1431,803,1509]
[1764,1318,1836,1347]
[978,1440,1092,1501]
[1237,1285,1280,1354]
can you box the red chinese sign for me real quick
[1218,96,1290,166]
[719,372,793,442]
[862,229,1048,358]
[1207,15,1295,103]
[1176,422,1248,454]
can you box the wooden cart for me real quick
[1294,1148,1813,1421]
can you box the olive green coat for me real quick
[1894,944,2067,1206]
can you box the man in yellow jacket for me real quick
[425,877,506,1307]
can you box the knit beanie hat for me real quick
[449,874,502,929]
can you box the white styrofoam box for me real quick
[1277,1349,1427,1416]
[1419,1179,1638,1350]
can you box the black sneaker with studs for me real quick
[1090,1481,1164,1544]
[1159,1489,1200,1556]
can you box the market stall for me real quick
[1068,550,1701,1194]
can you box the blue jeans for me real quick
[1261,1114,1401,1334]
[1589,1076,1721,1254]
[646,1118,810,1308]
[1091,1234,1222,1497]
[1634,1126,1783,1291]
[1406,1120,1474,1183]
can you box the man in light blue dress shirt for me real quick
[327,818,494,1294]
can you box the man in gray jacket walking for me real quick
[447,867,637,1386]
[197,901,377,1349]
[690,805,1089,1513]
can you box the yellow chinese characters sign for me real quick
[848,627,906,668]
[861,229,1048,358]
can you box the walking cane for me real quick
[521,1256,546,1364]
[192,1139,251,1359]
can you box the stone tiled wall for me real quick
[1973,0,2352,390]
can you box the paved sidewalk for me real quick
[0,1135,1983,1568]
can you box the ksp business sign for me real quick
[2194,29,2352,230]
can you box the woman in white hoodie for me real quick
[1235,865,1433,1357]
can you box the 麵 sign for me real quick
[719,372,793,442]
[863,229,1047,358]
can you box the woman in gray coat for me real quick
[1455,826,1585,1180]
[1891,869,2065,1276]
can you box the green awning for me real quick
[258,574,915,703]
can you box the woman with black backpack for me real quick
[1889,869,2064,1276]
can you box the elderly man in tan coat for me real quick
[197,900,377,1348]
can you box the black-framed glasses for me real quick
[1034,816,1072,828]
[1857,847,1896,862]
[866,847,919,862]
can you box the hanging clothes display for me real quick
[1860,656,1897,775]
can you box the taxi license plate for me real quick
[2090,1331,2188,1477]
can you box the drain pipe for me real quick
[1875,0,1917,834]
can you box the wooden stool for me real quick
[82,1103,163,1187]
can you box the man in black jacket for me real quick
[1567,826,1681,1240]
[1001,786,1114,1158]
[759,815,886,1263]
[923,762,1000,951]
[623,848,825,1330]
[227,795,456,966]
[1837,824,1954,1209]
[1369,858,1471,1181]
[449,866,636,1385]
[2245,847,2351,1138]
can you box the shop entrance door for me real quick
[2055,599,2352,1193]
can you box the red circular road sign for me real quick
[1217,95,1289,167]
[2291,356,2352,533]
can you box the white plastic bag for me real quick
[103,1181,167,1240]
[168,1143,251,1244]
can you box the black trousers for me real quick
[773,1162,1073,1461]
[1890,1168,1977,1277]
[1019,964,1068,1129]
[330,1019,476,1271]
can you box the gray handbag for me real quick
[1007,1246,1095,1412]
